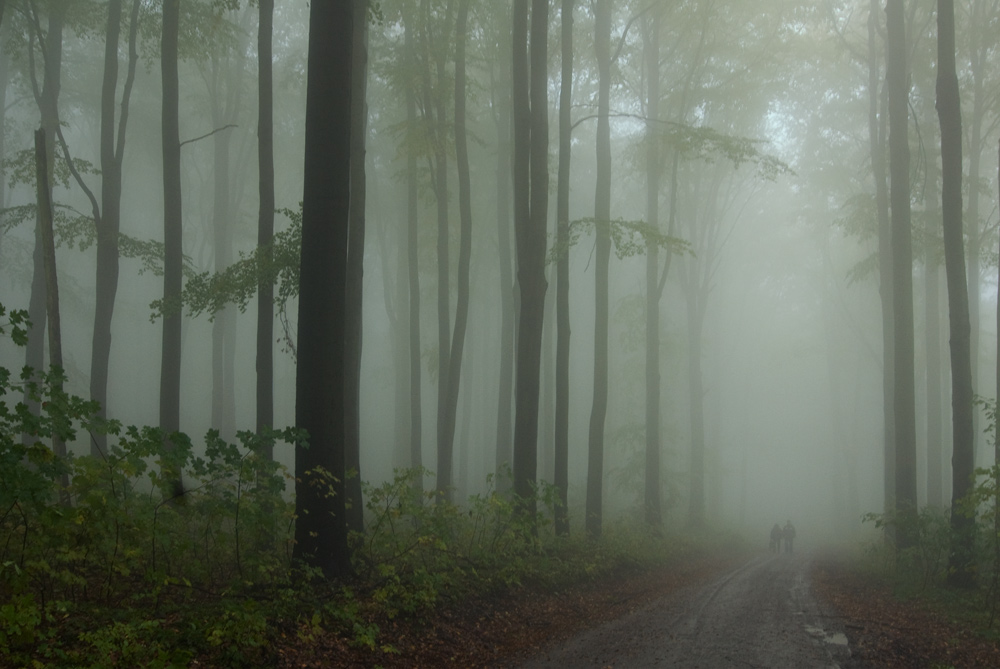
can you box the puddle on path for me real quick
[805,625,849,646]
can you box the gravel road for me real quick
[515,552,858,669]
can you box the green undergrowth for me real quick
[0,304,731,667]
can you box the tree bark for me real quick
[924,120,943,508]
[936,0,975,587]
[256,0,275,447]
[293,0,354,578]
[643,7,662,528]
[403,3,423,490]
[554,0,574,536]
[586,0,612,539]
[160,0,184,497]
[344,0,369,536]
[511,0,549,520]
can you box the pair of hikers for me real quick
[769,520,796,554]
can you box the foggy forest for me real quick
[1,0,999,665]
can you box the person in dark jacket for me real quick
[783,520,796,554]
[769,523,782,553]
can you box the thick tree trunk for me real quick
[293,0,354,578]
[160,0,184,497]
[345,0,369,536]
[586,0,612,539]
[936,0,975,588]
[643,8,662,528]
[554,0,574,536]
[511,0,549,520]
[256,0,275,447]
[924,129,943,508]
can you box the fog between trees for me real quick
[1,0,999,560]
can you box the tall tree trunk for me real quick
[35,129,68,501]
[887,0,917,547]
[293,0,354,578]
[643,8,662,528]
[925,126,943,508]
[586,0,612,538]
[869,0,895,519]
[966,0,988,463]
[937,0,975,588]
[428,0,454,501]
[686,288,706,527]
[24,1,66,447]
[403,3,423,490]
[210,57,238,441]
[91,0,140,457]
[511,0,549,519]
[160,0,184,497]
[345,0,369,535]
[494,10,515,493]
[0,25,7,254]
[256,0,275,447]
[554,0,574,536]
[441,0,474,505]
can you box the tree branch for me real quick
[179,124,237,149]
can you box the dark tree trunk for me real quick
[936,0,975,588]
[887,0,917,546]
[91,0,140,457]
[0,26,7,253]
[24,1,66,446]
[643,8,662,529]
[256,0,275,446]
[554,0,574,536]
[511,0,549,519]
[586,0,611,539]
[293,0,354,579]
[441,0,474,505]
[345,0,369,536]
[35,129,68,500]
[403,3,423,489]
[494,5,515,493]
[924,125,943,508]
[159,0,184,497]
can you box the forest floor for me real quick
[272,548,1000,668]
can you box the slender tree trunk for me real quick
[444,0,474,491]
[24,1,66,447]
[869,0,895,519]
[160,0,184,497]
[403,4,423,489]
[256,0,275,447]
[91,0,140,457]
[643,8,662,528]
[494,14,515,492]
[686,290,706,527]
[925,129,943,507]
[937,0,975,587]
[554,0,574,536]
[293,0,354,578]
[887,0,917,548]
[586,0,612,539]
[344,0,369,536]
[35,129,68,501]
[0,25,7,254]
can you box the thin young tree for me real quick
[586,0,612,538]
[886,0,917,547]
[554,0,574,536]
[293,0,355,578]
[937,0,975,587]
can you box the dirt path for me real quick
[514,552,857,669]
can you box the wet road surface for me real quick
[515,552,856,668]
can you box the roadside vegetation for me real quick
[0,303,728,667]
